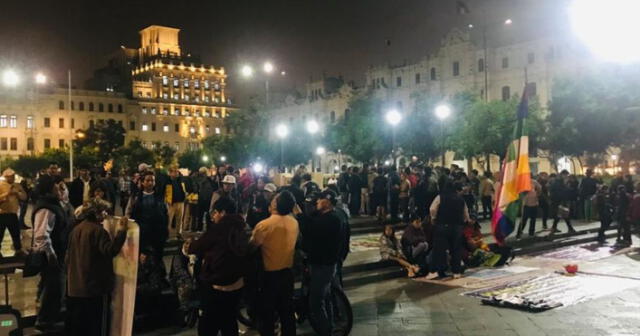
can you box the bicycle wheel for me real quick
[308,285,353,336]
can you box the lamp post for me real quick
[315,146,325,173]
[435,104,451,166]
[276,123,289,171]
[306,120,320,171]
[385,109,402,166]
[241,61,284,107]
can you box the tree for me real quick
[112,140,155,173]
[7,156,48,178]
[153,142,177,168]
[74,119,126,163]
[178,149,208,171]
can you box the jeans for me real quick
[198,286,241,336]
[66,295,109,336]
[432,224,463,274]
[0,213,22,251]
[309,264,337,336]
[37,262,64,326]
[481,196,492,219]
[259,269,296,336]
[518,206,538,236]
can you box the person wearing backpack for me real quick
[301,173,320,199]
[187,197,250,336]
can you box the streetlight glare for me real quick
[241,65,254,78]
[35,73,47,85]
[435,104,452,120]
[275,123,289,139]
[281,71,286,76]
[504,18,513,25]
[263,62,274,74]
[253,163,264,173]
[306,120,320,134]
[220,156,227,162]
[385,109,402,126]
[202,155,209,162]
[2,70,20,87]
[569,0,640,63]
[316,146,326,155]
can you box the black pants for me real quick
[66,295,108,336]
[618,217,632,242]
[195,199,210,232]
[120,192,130,216]
[481,196,492,219]
[598,216,612,242]
[0,213,22,250]
[518,206,538,236]
[198,286,241,336]
[551,201,575,232]
[399,197,410,222]
[432,224,463,274]
[349,192,361,216]
[38,263,63,326]
[259,269,296,336]
[19,201,28,228]
[539,199,549,228]
[389,193,400,218]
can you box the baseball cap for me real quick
[263,183,277,193]
[222,175,236,184]
[138,163,150,172]
[2,168,15,177]
[318,189,338,205]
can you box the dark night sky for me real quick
[0,0,569,98]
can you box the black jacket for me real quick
[298,210,344,265]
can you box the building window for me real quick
[129,121,136,130]
[151,122,156,132]
[162,93,168,99]
[175,142,180,150]
[396,76,402,87]
[151,107,156,115]
[142,124,149,131]
[205,125,210,133]
[215,127,221,134]
[163,125,169,132]
[138,91,143,97]
[71,118,75,128]
[194,110,200,117]
[528,52,535,64]
[502,57,509,69]
[204,80,210,89]
[89,120,95,128]
[194,80,200,88]
[415,73,421,84]
[203,109,210,117]
[9,115,17,128]
[89,102,94,111]
[478,58,485,72]
[173,78,179,87]
[502,86,511,101]
[58,139,65,148]
[27,116,33,129]
[0,115,6,128]
[184,79,189,88]
[173,94,179,100]
[163,108,168,115]
[118,104,123,113]
[430,67,436,80]
[189,126,196,134]
[99,103,104,112]
[194,96,200,102]
[44,117,50,128]
[59,118,64,128]
[58,101,64,110]
[79,102,85,111]
[204,96,210,102]
[108,104,113,113]
[184,95,189,101]
[162,76,168,86]
[44,139,51,149]
[213,82,221,91]
[27,138,34,151]
[453,61,460,76]
[1,138,7,150]
[527,82,537,97]
[71,101,75,110]
[10,138,17,151]
[142,107,147,114]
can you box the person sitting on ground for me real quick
[379,224,420,277]
[135,247,168,318]
[401,215,430,274]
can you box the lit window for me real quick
[194,110,200,117]
[0,115,6,127]
[137,91,143,97]
[215,127,221,134]
[189,126,196,134]
[142,107,147,114]
[172,108,179,116]
[184,80,189,88]
[27,116,34,129]
[213,83,220,90]
[146,92,151,97]
[9,115,17,128]
[142,124,149,131]
[150,107,156,115]
[163,108,168,115]
[203,109,210,117]
[204,80,210,89]
[162,76,168,85]
[173,79,179,87]
[175,142,180,150]
[204,96,210,102]
[174,94,179,100]
[194,80,200,88]
[184,95,189,101]
[194,96,200,102]
[163,93,168,99]
[163,125,169,132]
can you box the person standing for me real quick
[579,169,598,221]
[118,171,132,216]
[372,168,388,223]
[247,182,277,229]
[550,171,577,234]
[187,197,249,336]
[31,175,68,331]
[69,167,93,209]
[297,189,345,336]
[19,177,32,229]
[399,171,412,222]
[337,165,350,206]
[65,203,128,336]
[348,167,362,217]
[366,167,377,216]
[194,167,214,232]
[388,167,401,220]
[0,168,27,256]
[127,171,169,265]
[209,175,239,217]
[165,166,188,238]
[479,172,494,220]
[250,191,299,336]
[517,177,541,238]
[595,185,613,243]
[614,184,632,246]
[537,172,550,229]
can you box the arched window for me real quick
[88,102,94,111]
[58,101,64,110]
[430,68,436,80]
[330,111,336,123]
[117,104,123,113]
[478,58,485,72]
[99,103,104,112]
[79,102,85,111]
[108,104,113,113]
[502,86,511,101]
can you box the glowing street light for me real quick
[35,73,47,85]
[504,18,513,25]
[275,123,289,139]
[2,70,20,87]
[241,65,254,78]
[202,155,209,162]
[263,62,274,74]
[385,109,402,126]
[569,0,640,63]
[306,120,320,134]
[253,162,264,174]
[316,146,326,155]
[281,71,286,76]
[220,156,227,162]
[435,104,452,120]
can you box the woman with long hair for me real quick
[379,224,420,277]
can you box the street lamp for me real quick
[241,65,254,78]
[306,120,320,134]
[253,162,264,174]
[220,156,227,162]
[569,0,640,63]
[275,123,289,171]
[2,70,20,87]
[435,104,452,166]
[316,146,326,155]
[202,154,209,163]
[504,18,513,25]
[263,62,274,74]
[35,73,47,85]
[315,146,326,173]
[385,109,402,166]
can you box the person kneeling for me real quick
[380,224,420,277]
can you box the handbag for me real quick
[558,205,570,219]
[23,249,47,278]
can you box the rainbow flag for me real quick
[492,85,532,244]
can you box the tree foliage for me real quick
[74,119,126,163]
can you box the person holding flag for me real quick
[492,84,534,244]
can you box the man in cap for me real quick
[209,175,238,222]
[247,182,278,229]
[296,189,346,336]
[0,168,27,256]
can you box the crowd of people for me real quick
[0,158,638,335]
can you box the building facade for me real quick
[0,25,236,159]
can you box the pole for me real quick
[483,28,489,102]
[68,70,73,181]
[441,119,446,166]
[391,127,396,167]
[279,139,283,173]
[265,79,270,107]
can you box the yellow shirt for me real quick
[0,181,27,214]
[251,214,299,271]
